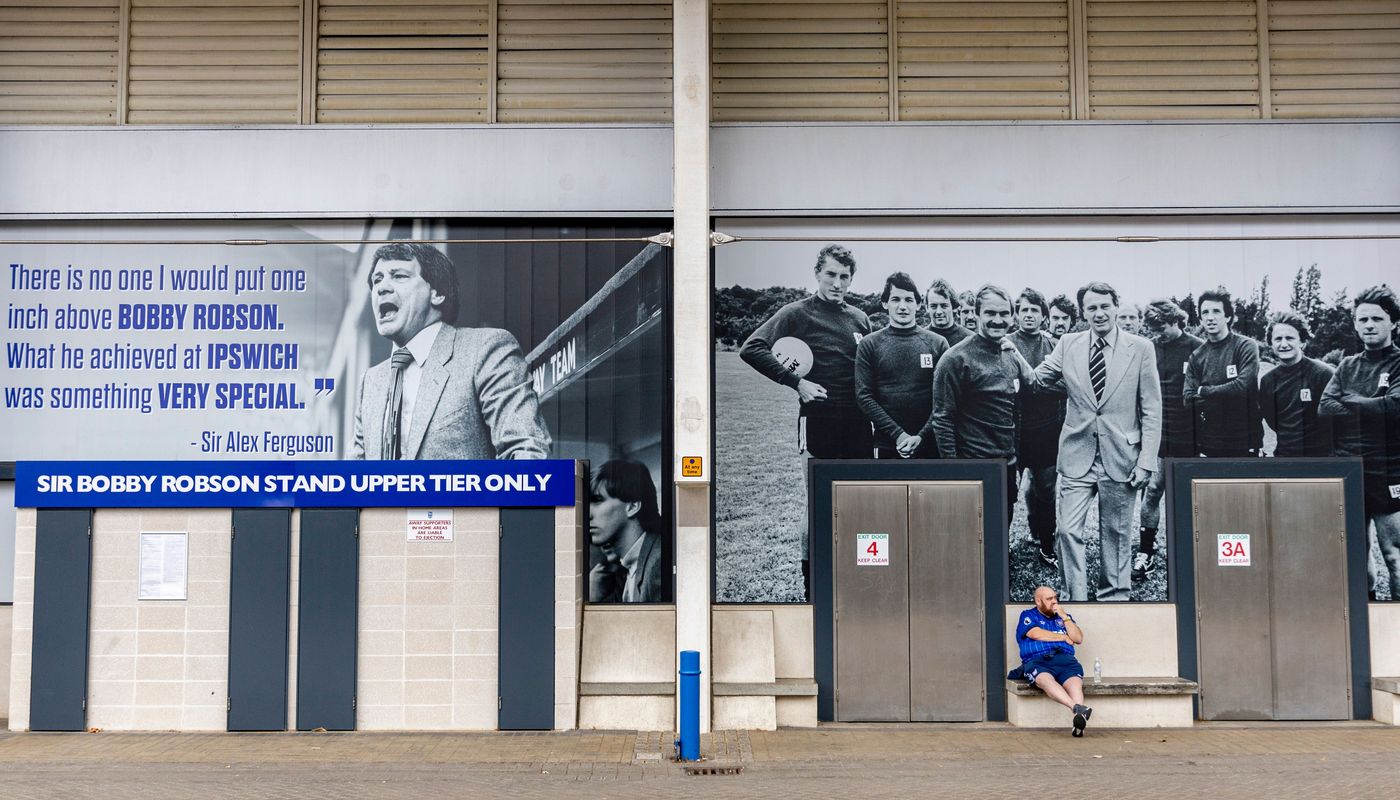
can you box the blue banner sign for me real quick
[15,460,577,508]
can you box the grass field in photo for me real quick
[715,350,1172,603]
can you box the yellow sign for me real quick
[681,456,703,478]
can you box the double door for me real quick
[1192,479,1351,720]
[832,481,985,722]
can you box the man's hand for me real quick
[999,338,1019,355]
[588,562,622,601]
[797,379,828,404]
[896,432,921,457]
[1129,466,1151,490]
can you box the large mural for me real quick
[714,216,1400,603]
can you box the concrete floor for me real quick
[1,723,1398,798]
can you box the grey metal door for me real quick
[834,483,910,721]
[1268,480,1350,719]
[1194,480,1273,720]
[909,482,985,721]
[834,481,986,722]
[1193,479,1351,721]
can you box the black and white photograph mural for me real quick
[714,217,1400,604]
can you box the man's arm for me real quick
[1334,369,1400,419]
[1008,333,1067,389]
[1136,343,1163,477]
[1060,611,1084,645]
[1184,350,1202,408]
[855,337,906,443]
[1023,623,1081,645]
[738,305,802,389]
[1197,337,1259,399]
[1027,334,1068,396]
[476,329,551,459]
[929,355,960,459]
[1257,370,1280,433]
[1318,367,1353,418]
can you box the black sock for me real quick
[1139,527,1157,555]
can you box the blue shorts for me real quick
[1023,651,1084,685]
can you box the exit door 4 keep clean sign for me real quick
[1218,533,1251,566]
[856,532,890,566]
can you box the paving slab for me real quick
[0,723,1397,799]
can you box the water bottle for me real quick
[1093,657,1102,684]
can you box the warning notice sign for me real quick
[856,532,889,566]
[1217,533,1250,566]
[407,508,454,542]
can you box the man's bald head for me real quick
[1034,586,1059,615]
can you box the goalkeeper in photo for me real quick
[740,244,873,591]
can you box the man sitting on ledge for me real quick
[1018,586,1093,736]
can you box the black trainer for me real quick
[1037,547,1058,568]
[1072,704,1092,737]
[1131,551,1154,582]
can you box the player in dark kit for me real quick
[1185,287,1263,458]
[1134,300,1202,581]
[1048,294,1077,337]
[856,272,949,458]
[1259,310,1334,458]
[926,278,970,347]
[931,284,1022,521]
[1011,288,1065,567]
[1320,286,1400,600]
[741,244,873,595]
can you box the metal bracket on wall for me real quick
[646,232,674,247]
[710,231,738,247]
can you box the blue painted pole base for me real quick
[678,650,701,761]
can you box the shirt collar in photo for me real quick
[397,320,444,367]
[1092,324,1120,350]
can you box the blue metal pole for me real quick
[678,649,700,761]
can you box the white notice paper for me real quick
[856,532,890,566]
[407,509,454,542]
[1218,533,1251,566]
[139,532,188,600]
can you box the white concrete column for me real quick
[672,0,712,733]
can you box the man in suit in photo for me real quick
[588,459,665,603]
[352,242,551,460]
[1008,281,1162,601]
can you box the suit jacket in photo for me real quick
[1030,329,1162,482]
[352,325,551,460]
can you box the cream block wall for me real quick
[578,606,676,731]
[355,507,499,731]
[555,497,585,731]
[1004,604,1178,677]
[1370,604,1400,725]
[1369,604,1400,678]
[7,509,34,730]
[86,510,232,731]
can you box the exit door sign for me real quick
[856,532,889,566]
[1218,533,1251,566]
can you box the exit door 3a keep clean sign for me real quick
[1218,533,1251,566]
[856,532,890,566]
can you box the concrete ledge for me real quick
[578,682,675,696]
[1007,677,1198,728]
[715,679,819,697]
[1009,677,1199,697]
[1371,676,1400,694]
